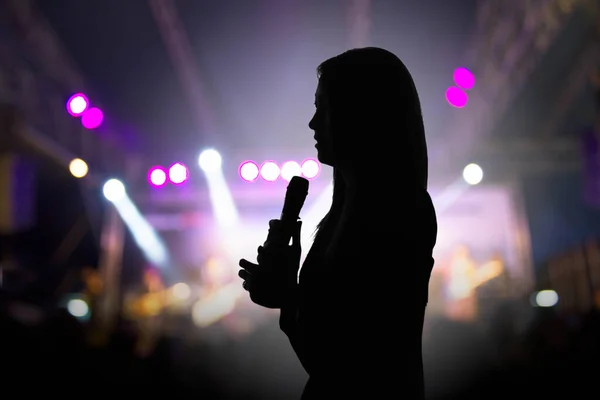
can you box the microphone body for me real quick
[264,176,309,247]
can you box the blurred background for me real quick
[1,0,599,398]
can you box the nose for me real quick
[309,112,317,131]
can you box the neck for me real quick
[338,167,388,203]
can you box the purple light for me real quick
[81,107,104,129]
[453,67,475,90]
[148,166,167,187]
[301,159,320,179]
[66,93,89,117]
[239,161,259,182]
[168,162,189,185]
[445,86,468,108]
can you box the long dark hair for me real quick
[313,47,428,243]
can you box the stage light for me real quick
[198,149,222,172]
[453,67,475,90]
[534,290,559,307]
[103,178,126,202]
[301,159,320,179]
[281,161,302,182]
[168,162,189,184]
[462,163,483,185]
[172,282,191,300]
[81,107,104,129]
[69,158,88,178]
[66,93,89,117]
[148,166,167,187]
[239,161,259,182]
[446,86,468,108]
[260,161,280,182]
[67,298,89,318]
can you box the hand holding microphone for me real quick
[238,176,309,309]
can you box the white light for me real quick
[240,161,259,182]
[280,161,302,182]
[69,158,88,178]
[535,290,559,307]
[199,149,222,172]
[191,286,237,327]
[67,298,89,317]
[260,161,280,181]
[67,93,89,116]
[301,159,320,179]
[462,163,483,185]
[103,179,126,202]
[149,168,167,186]
[69,96,88,114]
[172,282,191,300]
[169,163,188,184]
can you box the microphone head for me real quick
[288,175,309,194]
[281,176,309,222]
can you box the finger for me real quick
[238,269,252,282]
[268,219,284,237]
[242,280,250,291]
[257,246,264,264]
[258,245,287,265]
[268,219,282,228]
[239,258,259,274]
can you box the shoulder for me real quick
[328,188,437,263]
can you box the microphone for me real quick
[265,176,309,247]
[281,175,310,223]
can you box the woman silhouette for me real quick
[239,47,437,399]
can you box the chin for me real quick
[316,152,334,167]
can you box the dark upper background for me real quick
[33,0,477,166]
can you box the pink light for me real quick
[168,162,189,185]
[445,86,468,108]
[260,161,280,182]
[81,107,104,129]
[239,161,259,182]
[301,159,320,179]
[453,67,475,90]
[148,166,167,187]
[66,93,89,117]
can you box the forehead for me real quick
[315,81,325,99]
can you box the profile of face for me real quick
[308,81,335,166]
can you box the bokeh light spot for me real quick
[281,161,302,182]
[446,86,468,108]
[453,67,475,90]
[69,158,88,178]
[239,161,259,182]
[301,159,320,179]
[169,162,189,185]
[66,93,89,116]
[103,178,126,202]
[148,166,167,187]
[81,107,104,129]
[260,161,280,182]
[462,163,483,185]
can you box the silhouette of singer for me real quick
[239,47,437,399]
